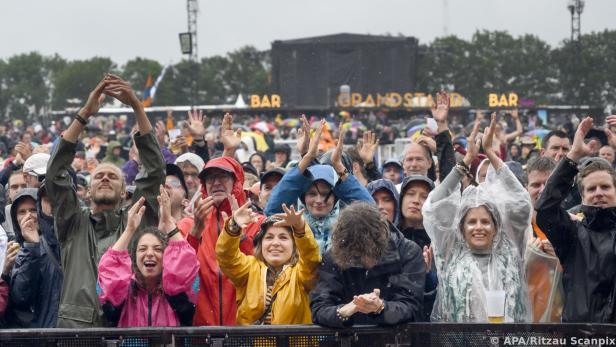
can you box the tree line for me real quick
[0,30,614,120]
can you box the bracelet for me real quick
[337,168,349,180]
[454,164,469,176]
[457,160,469,170]
[167,227,180,239]
[336,306,350,322]
[74,114,88,126]
[226,218,241,236]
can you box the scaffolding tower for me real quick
[567,0,584,42]
[186,0,199,62]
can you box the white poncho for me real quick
[422,164,532,322]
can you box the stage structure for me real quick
[271,33,419,109]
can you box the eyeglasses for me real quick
[165,180,183,189]
[205,173,233,184]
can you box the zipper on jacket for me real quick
[148,293,152,326]
[217,211,224,325]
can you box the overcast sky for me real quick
[1,0,614,65]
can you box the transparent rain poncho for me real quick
[524,239,564,322]
[422,164,532,322]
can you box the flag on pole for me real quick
[142,74,154,107]
[141,64,170,107]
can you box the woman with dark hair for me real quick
[249,152,268,176]
[422,114,532,322]
[97,187,198,327]
[310,201,425,327]
[216,200,320,325]
[265,119,373,254]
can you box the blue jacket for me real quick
[265,165,374,254]
[7,188,63,328]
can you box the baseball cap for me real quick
[166,164,189,196]
[175,153,205,172]
[23,153,50,176]
[400,175,435,194]
[260,167,285,186]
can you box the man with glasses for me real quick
[175,152,204,199]
[164,164,189,223]
[22,153,49,189]
[187,113,265,326]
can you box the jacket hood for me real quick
[367,179,400,226]
[11,188,38,244]
[199,156,246,215]
[305,165,338,189]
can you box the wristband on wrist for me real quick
[227,218,241,235]
[167,227,180,240]
[74,114,88,126]
[336,305,351,322]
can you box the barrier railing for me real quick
[2,323,616,347]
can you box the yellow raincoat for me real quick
[216,221,321,325]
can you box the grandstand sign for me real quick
[488,93,519,107]
[336,92,467,108]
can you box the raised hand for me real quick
[462,117,481,167]
[273,203,305,233]
[187,109,207,138]
[431,91,450,132]
[13,142,33,166]
[155,121,168,146]
[416,135,437,154]
[568,116,594,162]
[191,196,215,239]
[481,112,497,155]
[357,131,379,165]
[220,113,242,152]
[482,112,504,170]
[604,115,616,149]
[157,185,176,234]
[125,197,146,234]
[229,200,259,228]
[79,76,108,118]
[296,115,311,156]
[511,108,519,120]
[331,123,347,174]
[103,75,140,108]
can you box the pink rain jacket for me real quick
[98,239,198,327]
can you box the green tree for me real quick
[199,55,230,104]
[418,31,557,107]
[554,30,616,107]
[224,46,270,99]
[155,60,195,106]
[52,57,116,109]
[3,52,49,119]
[122,57,163,100]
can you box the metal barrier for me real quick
[2,324,616,347]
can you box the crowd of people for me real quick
[0,75,615,330]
